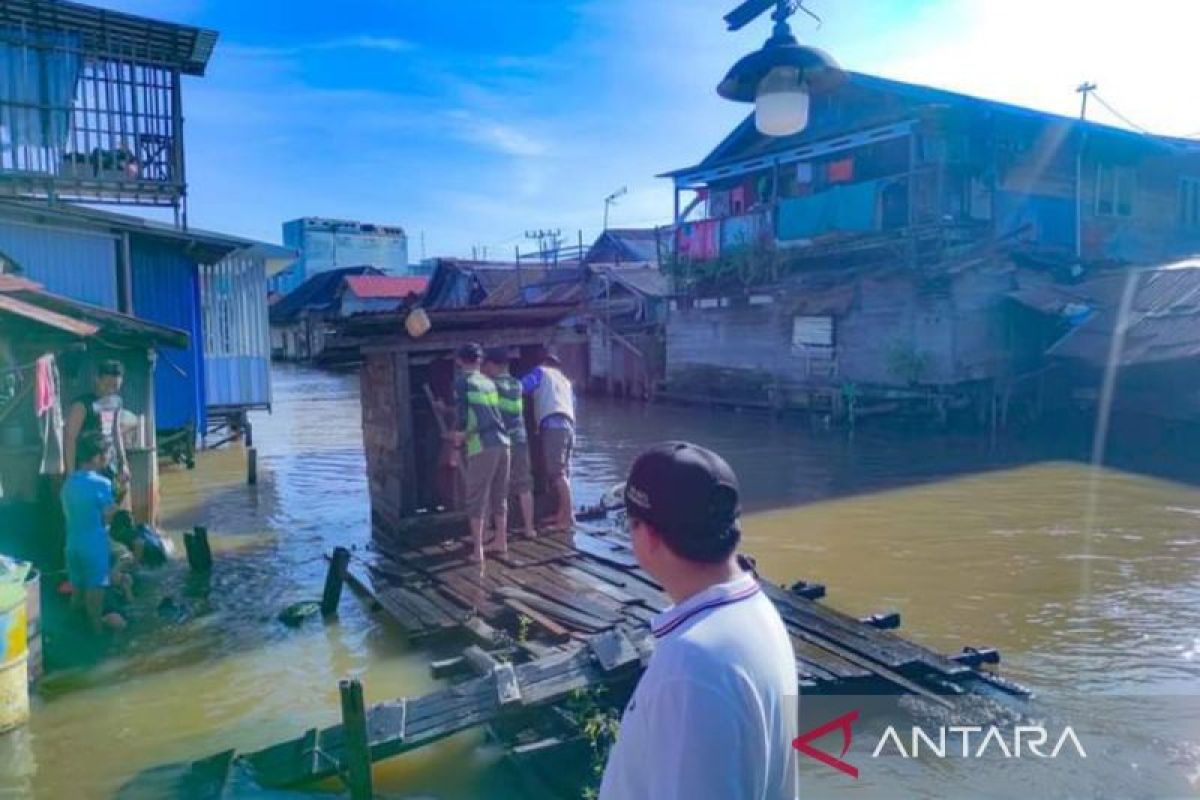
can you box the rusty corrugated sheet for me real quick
[0,293,98,336]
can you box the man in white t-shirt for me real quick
[599,442,798,800]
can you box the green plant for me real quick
[888,341,931,385]
[563,686,623,799]
[516,614,532,645]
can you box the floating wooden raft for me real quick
[156,518,1027,797]
[355,524,1014,695]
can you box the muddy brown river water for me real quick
[1,364,1197,799]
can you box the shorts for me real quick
[541,426,574,479]
[465,446,510,519]
[509,443,534,494]
[67,547,110,590]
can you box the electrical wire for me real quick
[1089,92,1154,135]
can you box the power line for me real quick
[1089,92,1153,135]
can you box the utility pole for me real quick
[1075,82,1096,261]
[525,229,562,265]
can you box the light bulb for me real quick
[755,66,810,137]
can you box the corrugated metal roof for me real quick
[1049,260,1200,367]
[344,275,427,299]
[3,284,187,347]
[667,71,1183,179]
[270,266,383,323]
[0,292,97,336]
[601,267,670,298]
[0,0,218,76]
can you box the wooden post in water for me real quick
[185,526,213,572]
[338,678,374,800]
[247,447,258,485]
[322,547,351,616]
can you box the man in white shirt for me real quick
[600,442,798,800]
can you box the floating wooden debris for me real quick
[149,512,1029,798]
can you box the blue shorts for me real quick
[67,548,111,590]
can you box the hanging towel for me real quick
[38,356,63,475]
[35,355,54,416]
[827,158,854,183]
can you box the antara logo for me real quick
[793,711,1088,778]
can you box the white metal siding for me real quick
[200,251,272,409]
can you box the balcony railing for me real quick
[0,24,185,209]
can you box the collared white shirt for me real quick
[599,572,799,800]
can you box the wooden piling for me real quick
[185,526,213,572]
[338,679,374,800]
[247,447,258,485]
[321,547,351,617]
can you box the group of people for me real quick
[58,360,136,634]
[449,344,576,565]
[450,344,798,797]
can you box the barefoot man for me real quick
[453,343,510,563]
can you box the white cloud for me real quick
[448,112,549,158]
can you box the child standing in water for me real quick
[61,431,127,633]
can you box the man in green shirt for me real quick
[453,343,511,564]
[484,347,537,540]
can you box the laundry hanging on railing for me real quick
[777,180,882,241]
[720,211,772,253]
[676,219,720,260]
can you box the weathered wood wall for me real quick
[665,267,1014,402]
[361,351,417,534]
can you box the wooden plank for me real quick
[494,662,522,706]
[788,626,954,709]
[494,587,614,633]
[572,532,638,567]
[588,628,638,672]
[503,598,571,641]
[559,565,638,606]
[764,582,967,677]
[789,636,872,681]
[570,559,669,611]
[495,564,623,623]
[527,565,628,614]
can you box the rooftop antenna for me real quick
[603,186,628,231]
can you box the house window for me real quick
[1180,178,1200,229]
[792,315,834,349]
[1094,164,1134,217]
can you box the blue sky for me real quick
[96,0,1200,258]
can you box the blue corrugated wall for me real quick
[0,219,118,307]
[131,236,206,433]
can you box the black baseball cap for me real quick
[624,442,742,563]
[484,347,511,364]
[97,359,124,377]
[456,342,483,362]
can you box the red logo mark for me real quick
[792,709,860,778]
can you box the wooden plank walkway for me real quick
[357,522,978,692]
[149,514,1028,797]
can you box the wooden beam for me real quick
[393,350,418,516]
[338,679,374,800]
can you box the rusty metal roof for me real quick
[0,292,97,336]
[0,274,188,347]
[1049,260,1200,367]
